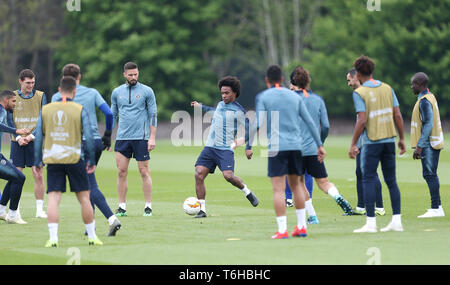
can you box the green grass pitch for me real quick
[0,135,449,265]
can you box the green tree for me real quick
[56,0,222,120]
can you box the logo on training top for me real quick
[17,101,23,111]
[1,159,6,166]
[53,110,68,126]
[369,91,376,102]
[136,94,141,99]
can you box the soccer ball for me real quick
[183,197,201,216]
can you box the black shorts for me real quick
[302,155,328,178]
[195,147,235,174]
[268,150,304,177]
[114,140,150,161]
[46,159,89,193]
[10,141,35,168]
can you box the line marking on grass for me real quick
[226,238,241,241]
[424,229,436,232]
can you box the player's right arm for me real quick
[349,91,366,159]
[81,108,96,173]
[191,101,216,112]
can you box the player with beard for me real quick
[111,62,157,217]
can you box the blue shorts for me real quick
[46,159,89,193]
[302,155,328,178]
[114,140,150,161]
[268,150,304,177]
[10,141,35,168]
[195,147,234,173]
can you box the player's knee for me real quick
[223,172,234,182]
[117,168,128,178]
[195,170,206,182]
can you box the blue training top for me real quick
[0,105,17,152]
[352,79,399,145]
[295,89,330,156]
[111,82,157,140]
[250,86,322,153]
[202,100,249,152]
[52,84,113,140]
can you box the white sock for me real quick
[296,209,306,229]
[119,203,126,210]
[36,200,44,212]
[305,199,317,217]
[375,207,385,211]
[107,215,118,226]
[240,184,251,196]
[199,199,206,212]
[145,202,152,209]
[392,214,402,224]
[48,223,58,242]
[85,221,97,240]
[327,186,340,199]
[8,209,17,219]
[367,216,376,228]
[276,216,287,233]
[0,204,6,214]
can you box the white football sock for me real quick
[276,216,287,233]
[119,203,126,210]
[327,186,340,199]
[8,209,17,219]
[199,200,206,212]
[85,221,97,240]
[296,209,307,229]
[48,223,58,242]
[36,200,44,212]
[305,199,317,217]
[108,215,118,226]
[0,204,6,214]
[367,216,376,228]
[392,214,402,224]
[240,184,251,196]
[145,202,152,209]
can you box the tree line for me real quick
[0,0,448,120]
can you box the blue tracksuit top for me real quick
[295,90,330,156]
[250,86,322,153]
[111,82,157,140]
[202,100,249,151]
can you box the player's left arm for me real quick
[147,88,157,151]
[298,98,325,162]
[392,90,406,154]
[319,99,330,144]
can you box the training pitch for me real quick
[0,135,449,265]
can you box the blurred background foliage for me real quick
[0,0,449,120]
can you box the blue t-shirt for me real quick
[352,79,399,145]
[52,84,108,140]
[250,86,322,153]
[111,82,157,140]
[296,90,330,156]
[203,101,248,151]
